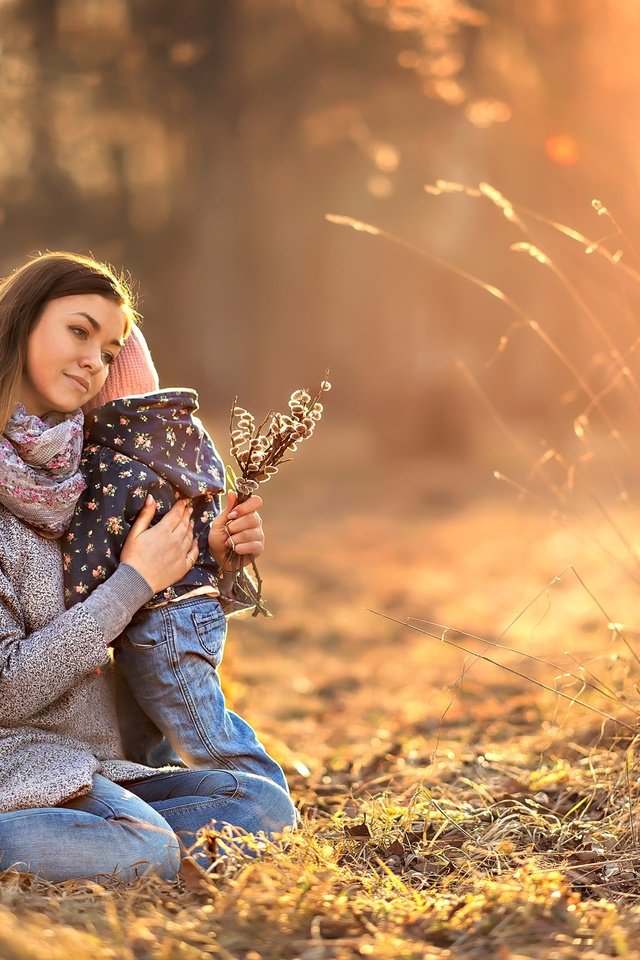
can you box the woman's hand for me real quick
[208,491,264,571]
[121,496,199,593]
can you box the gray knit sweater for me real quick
[0,502,163,813]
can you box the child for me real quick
[64,326,288,792]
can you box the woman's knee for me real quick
[0,806,181,884]
[117,809,181,881]
[121,832,181,882]
[150,768,299,840]
[71,775,182,881]
[232,773,298,836]
[264,782,298,834]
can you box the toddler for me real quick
[64,326,288,792]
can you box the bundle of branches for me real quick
[225,377,331,616]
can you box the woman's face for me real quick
[20,294,127,417]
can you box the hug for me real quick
[0,251,296,883]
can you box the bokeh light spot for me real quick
[371,142,400,172]
[367,174,394,198]
[545,133,580,165]
[397,49,421,69]
[466,99,512,128]
[423,78,466,105]
[170,41,205,67]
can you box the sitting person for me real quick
[64,325,287,791]
[0,251,296,884]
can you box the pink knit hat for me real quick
[83,323,160,414]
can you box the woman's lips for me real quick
[65,373,90,393]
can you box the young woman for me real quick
[0,251,297,883]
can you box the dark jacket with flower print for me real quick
[63,390,225,609]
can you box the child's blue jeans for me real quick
[114,597,289,793]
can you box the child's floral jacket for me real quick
[63,389,225,609]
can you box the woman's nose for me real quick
[80,350,105,374]
[80,354,105,373]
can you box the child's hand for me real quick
[209,491,264,571]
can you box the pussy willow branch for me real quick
[224,375,330,616]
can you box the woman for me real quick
[0,251,296,883]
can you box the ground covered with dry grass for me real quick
[3,424,640,959]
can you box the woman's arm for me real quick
[0,499,198,725]
[0,563,151,725]
[64,454,176,606]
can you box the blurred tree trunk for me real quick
[13,0,81,243]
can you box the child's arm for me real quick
[207,490,264,571]
[206,490,266,616]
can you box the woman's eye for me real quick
[70,326,88,339]
[102,351,115,365]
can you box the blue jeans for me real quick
[0,769,297,883]
[114,597,288,793]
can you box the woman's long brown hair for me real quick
[0,252,137,432]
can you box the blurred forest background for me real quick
[1,0,639,460]
[8,6,640,952]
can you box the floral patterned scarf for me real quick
[0,403,86,537]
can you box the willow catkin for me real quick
[225,376,331,616]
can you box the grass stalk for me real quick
[367,610,637,733]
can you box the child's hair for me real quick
[83,323,159,414]
[0,251,138,431]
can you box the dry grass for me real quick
[6,183,640,959]
[4,421,640,959]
